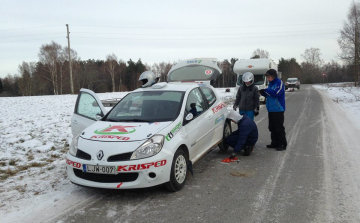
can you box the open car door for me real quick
[71,88,107,137]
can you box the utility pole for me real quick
[66,24,74,94]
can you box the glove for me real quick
[254,107,259,117]
[259,89,265,95]
[233,105,237,111]
[229,152,237,159]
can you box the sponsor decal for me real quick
[148,122,160,125]
[165,121,182,141]
[66,159,82,169]
[247,65,253,68]
[187,60,202,64]
[215,114,225,125]
[117,159,167,172]
[90,135,130,141]
[205,69,213,75]
[212,102,226,114]
[94,125,137,135]
[117,183,123,188]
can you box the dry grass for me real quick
[0,162,48,181]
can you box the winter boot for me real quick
[276,145,287,151]
[243,145,254,156]
[266,144,278,149]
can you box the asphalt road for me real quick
[51,85,354,223]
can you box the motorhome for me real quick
[233,58,278,103]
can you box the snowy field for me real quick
[313,83,360,129]
[1,84,359,222]
[0,87,236,222]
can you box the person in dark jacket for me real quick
[225,110,258,158]
[233,72,260,120]
[259,69,287,151]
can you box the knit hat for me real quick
[228,110,243,123]
[265,69,277,78]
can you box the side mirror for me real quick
[95,114,103,121]
[185,113,194,121]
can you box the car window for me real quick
[76,92,103,120]
[104,91,184,122]
[200,87,216,107]
[185,88,206,120]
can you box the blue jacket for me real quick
[261,77,285,112]
[230,115,258,152]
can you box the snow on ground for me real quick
[0,88,236,223]
[313,83,360,130]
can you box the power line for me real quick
[72,22,341,30]
[0,33,64,39]
[0,37,64,44]
[72,29,339,36]
[70,32,338,41]
[0,25,63,32]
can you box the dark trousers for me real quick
[268,112,287,147]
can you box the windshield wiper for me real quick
[119,119,152,122]
[105,118,119,122]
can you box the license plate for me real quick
[84,165,116,174]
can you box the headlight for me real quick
[69,134,80,156]
[131,135,165,160]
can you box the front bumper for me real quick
[66,152,172,189]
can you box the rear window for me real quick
[168,65,221,82]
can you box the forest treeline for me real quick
[0,45,355,97]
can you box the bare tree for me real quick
[301,48,323,83]
[38,41,62,95]
[251,49,270,59]
[105,53,118,92]
[338,1,360,86]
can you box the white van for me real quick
[233,58,278,103]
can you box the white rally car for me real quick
[66,58,232,191]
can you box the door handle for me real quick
[73,120,78,124]
[208,115,213,120]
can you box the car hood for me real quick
[81,121,172,142]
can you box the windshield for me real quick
[168,65,220,82]
[237,74,265,85]
[287,78,298,82]
[104,91,184,122]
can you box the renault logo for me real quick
[97,150,104,160]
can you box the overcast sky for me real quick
[0,0,354,78]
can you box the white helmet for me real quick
[242,72,254,86]
[139,71,157,88]
[228,110,243,123]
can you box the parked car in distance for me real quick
[285,78,300,90]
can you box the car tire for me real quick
[165,148,188,192]
[218,121,231,151]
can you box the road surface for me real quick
[50,85,360,223]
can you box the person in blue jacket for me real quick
[225,110,258,158]
[259,69,287,151]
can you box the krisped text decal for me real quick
[94,125,137,135]
[212,102,226,114]
[90,135,130,140]
[215,114,225,124]
[166,122,182,141]
[117,160,167,172]
[66,159,82,169]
